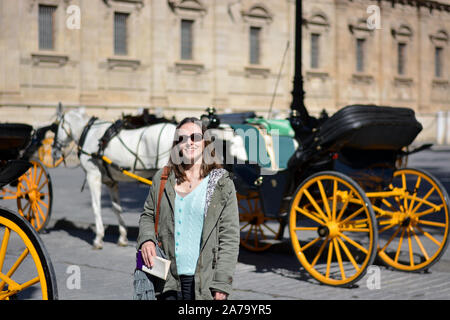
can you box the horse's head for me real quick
[52,107,89,161]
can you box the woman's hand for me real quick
[213,291,228,300]
[141,241,156,267]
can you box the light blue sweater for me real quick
[174,175,210,276]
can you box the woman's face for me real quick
[177,122,204,165]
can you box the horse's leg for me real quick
[106,182,128,247]
[86,168,105,249]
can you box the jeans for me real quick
[158,275,195,300]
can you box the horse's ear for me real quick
[57,102,63,117]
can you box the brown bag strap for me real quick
[155,166,170,244]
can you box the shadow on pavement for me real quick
[47,218,139,247]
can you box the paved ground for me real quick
[2,147,450,300]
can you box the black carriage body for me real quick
[205,105,423,218]
[0,122,57,162]
[288,104,423,192]
[0,123,33,160]
[0,123,34,187]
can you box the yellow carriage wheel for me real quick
[38,138,63,168]
[0,207,58,300]
[238,191,284,252]
[376,168,449,272]
[289,171,378,287]
[16,161,53,233]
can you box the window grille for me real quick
[398,42,406,75]
[39,5,56,50]
[310,33,320,69]
[249,26,261,65]
[356,38,365,72]
[435,47,443,78]
[114,12,129,55]
[181,20,194,60]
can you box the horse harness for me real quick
[76,116,167,184]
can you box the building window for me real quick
[356,38,365,72]
[114,12,129,55]
[249,26,261,65]
[310,33,320,69]
[397,42,406,75]
[435,47,443,78]
[39,5,56,50]
[181,19,194,60]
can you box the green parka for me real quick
[137,167,240,300]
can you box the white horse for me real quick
[52,108,176,249]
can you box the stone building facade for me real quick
[0,0,449,143]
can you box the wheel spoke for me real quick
[408,176,421,212]
[300,236,321,252]
[379,225,402,252]
[415,206,442,218]
[35,167,44,187]
[244,224,253,243]
[17,276,40,292]
[333,238,346,280]
[304,189,329,222]
[338,206,365,225]
[336,191,353,222]
[311,238,329,267]
[317,180,331,219]
[411,227,429,261]
[0,248,29,292]
[332,180,338,220]
[325,240,334,279]
[411,187,435,215]
[336,236,360,272]
[295,206,326,226]
[0,228,11,271]
[417,219,446,228]
[394,227,406,263]
[37,177,49,193]
[37,198,49,209]
[257,225,267,241]
[401,173,408,210]
[407,228,414,267]
[416,226,442,247]
[378,222,397,234]
[339,232,368,255]
[261,221,278,235]
[240,222,250,231]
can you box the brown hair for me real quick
[167,117,222,184]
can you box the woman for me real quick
[137,117,240,300]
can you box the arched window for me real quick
[306,14,330,70]
[391,24,413,76]
[430,30,448,78]
[242,4,273,66]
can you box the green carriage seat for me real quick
[245,118,295,138]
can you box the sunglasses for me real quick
[176,133,203,144]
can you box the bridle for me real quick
[52,114,75,157]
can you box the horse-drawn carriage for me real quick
[0,123,58,299]
[50,103,449,288]
[202,104,449,287]
[0,123,55,232]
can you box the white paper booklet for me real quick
[139,255,171,280]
